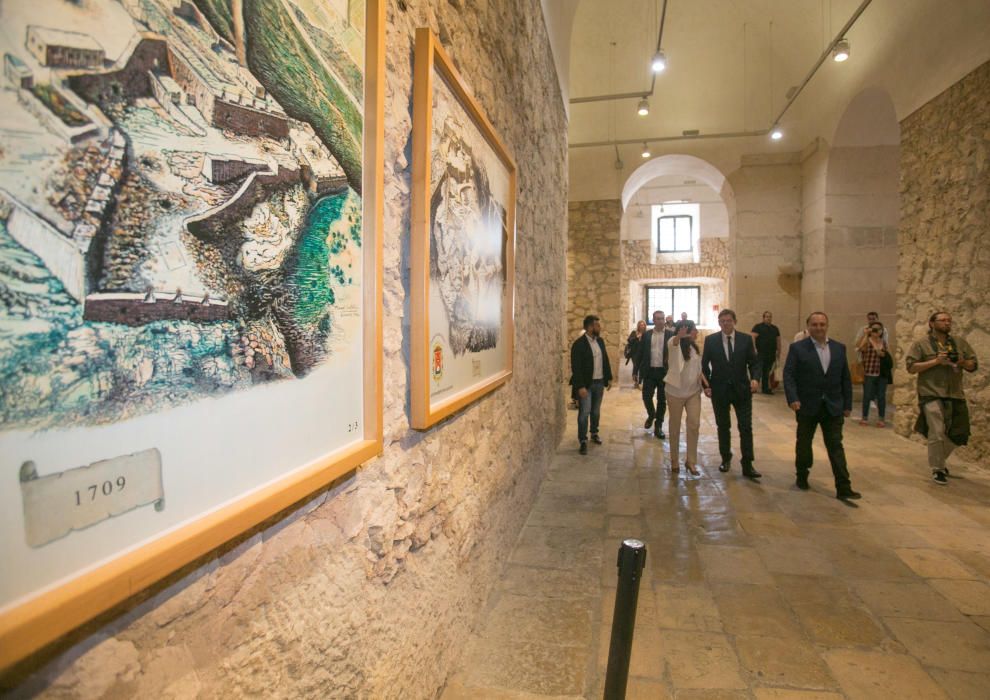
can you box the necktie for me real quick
[728,335,734,361]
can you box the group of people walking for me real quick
[571,308,978,496]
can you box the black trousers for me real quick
[711,385,754,464]
[641,366,667,427]
[795,405,851,491]
[759,352,776,392]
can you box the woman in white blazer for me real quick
[665,320,708,475]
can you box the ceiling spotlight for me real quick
[651,50,667,73]
[833,39,850,62]
[770,127,783,141]
[637,98,650,116]
[641,143,651,158]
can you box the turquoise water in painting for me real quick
[0,188,359,431]
[290,189,360,326]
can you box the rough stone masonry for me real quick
[4,1,568,697]
[894,60,990,466]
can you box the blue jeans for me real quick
[862,374,887,419]
[577,380,606,443]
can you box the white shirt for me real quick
[588,335,603,380]
[813,337,831,373]
[650,329,665,367]
[664,337,703,398]
[721,332,737,362]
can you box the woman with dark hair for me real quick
[857,320,891,427]
[664,320,707,475]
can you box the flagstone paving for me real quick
[442,384,990,699]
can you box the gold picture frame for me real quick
[0,0,385,671]
[410,28,517,430]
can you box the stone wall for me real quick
[567,199,622,365]
[823,144,900,350]
[894,60,990,463]
[728,157,803,338]
[5,1,568,697]
[800,141,828,320]
[622,237,730,330]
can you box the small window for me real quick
[657,215,693,253]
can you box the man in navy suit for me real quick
[783,311,862,500]
[702,309,762,478]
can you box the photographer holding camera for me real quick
[906,311,979,485]
[856,321,892,427]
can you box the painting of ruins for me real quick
[410,29,515,429]
[0,0,369,431]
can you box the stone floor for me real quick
[442,382,990,699]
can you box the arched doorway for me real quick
[620,155,734,345]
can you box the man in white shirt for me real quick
[701,309,762,478]
[637,310,674,439]
[783,312,861,500]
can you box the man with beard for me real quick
[637,309,674,439]
[570,315,612,454]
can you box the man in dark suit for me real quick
[570,314,612,455]
[638,309,675,439]
[701,309,762,478]
[783,311,861,500]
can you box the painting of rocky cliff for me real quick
[0,0,367,430]
[413,37,515,423]
[428,73,507,359]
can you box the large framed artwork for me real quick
[0,0,384,669]
[410,28,516,430]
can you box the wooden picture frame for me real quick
[0,0,385,671]
[410,28,517,430]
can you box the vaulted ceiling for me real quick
[552,0,990,200]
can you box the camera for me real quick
[947,351,960,363]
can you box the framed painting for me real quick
[0,0,384,669]
[410,28,517,430]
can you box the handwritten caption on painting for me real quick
[19,448,164,548]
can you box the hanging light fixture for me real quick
[770,126,783,141]
[637,97,650,116]
[651,50,667,73]
[832,38,850,62]
[641,143,651,158]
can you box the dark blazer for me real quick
[701,332,761,400]
[783,337,852,417]
[637,327,674,371]
[570,334,612,390]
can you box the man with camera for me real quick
[906,311,978,485]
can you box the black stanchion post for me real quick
[603,538,647,700]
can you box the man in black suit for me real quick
[570,314,612,455]
[638,309,674,439]
[701,309,762,478]
[783,311,861,500]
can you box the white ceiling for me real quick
[562,0,990,201]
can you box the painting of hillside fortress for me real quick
[0,0,367,430]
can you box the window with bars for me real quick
[656,215,693,253]
[644,286,700,326]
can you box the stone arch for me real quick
[618,155,735,352]
[820,87,900,353]
[621,154,731,211]
[831,87,900,148]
